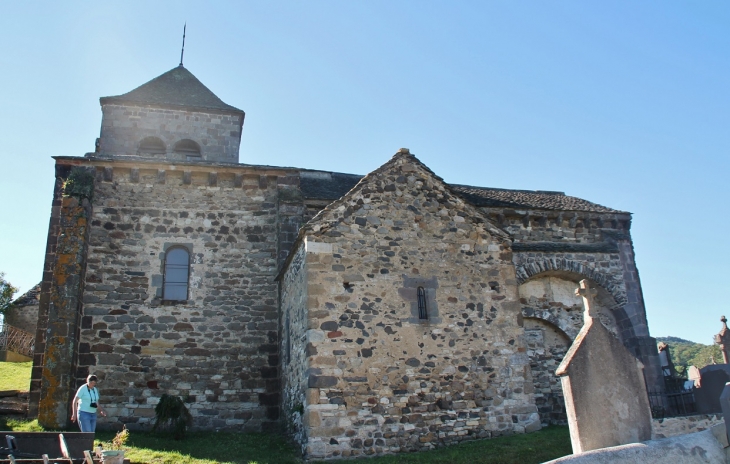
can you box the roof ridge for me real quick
[450,183,565,196]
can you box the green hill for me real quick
[657,336,722,376]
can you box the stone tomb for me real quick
[556,280,652,453]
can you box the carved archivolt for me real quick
[514,256,626,307]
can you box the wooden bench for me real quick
[0,432,94,461]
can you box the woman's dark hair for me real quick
[87,375,98,383]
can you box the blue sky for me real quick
[0,2,728,344]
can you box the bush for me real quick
[152,394,193,440]
[62,167,95,201]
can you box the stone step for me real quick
[0,393,29,416]
[0,405,27,414]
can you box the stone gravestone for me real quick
[714,315,730,364]
[694,316,730,413]
[688,365,701,388]
[695,365,730,414]
[556,279,653,453]
[719,382,730,444]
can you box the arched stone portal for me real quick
[520,271,622,425]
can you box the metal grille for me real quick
[163,247,190,301]
[647,387,697,419]
[417,287,428,320]
[0,324,35,358]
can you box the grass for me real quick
[0,361,32,391]
[0,417,572,464]
[0,417,44,432]
[336,426,572,464]
[0,362,571,463]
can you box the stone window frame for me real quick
[400,275,441,324]
[173,139,202,158]
[153,243,194,305]
[137,136,166,156]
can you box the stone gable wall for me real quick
[287,155,540,460]
[5,303,40,334]
[75,162,298,432]
[100,104,243,163]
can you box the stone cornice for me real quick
[483,207,633,221]
[53,156,301,177]
[99,99,245,117]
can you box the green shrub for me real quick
[153,394,193,440]
[62,167,95,201]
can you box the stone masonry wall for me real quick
[479,206,662,392]
[5,301,40,335]
[519,275,621,426]
[280,243,309,451]
[652,414,724,439]
[29,171,66,419]
[478,208,631,244]
[72,159,299,432]
[290,154,540,460]
[38,193,93,428]
[524,322,569,426]
[100,104,243,163]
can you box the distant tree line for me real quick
[0,272,18,316]
[657,336,722,377]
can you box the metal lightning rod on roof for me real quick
[179,23,186,67]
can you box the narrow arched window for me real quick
[138,136,166,155]
[285,314,291,364]
[174,139,201,157]
[163,247,189,301]
[417,287,428,320]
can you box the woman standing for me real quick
[71,374,107,432]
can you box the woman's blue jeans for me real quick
[78,411,97,432]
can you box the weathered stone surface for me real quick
[30,66,661,459]
[99,99,243,164]
[281,153,540,459]
[556,280,652,454]
[543,427,725,464]
[651,414,723,439]
[35,160,305,432]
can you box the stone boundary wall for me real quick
[651,414,724,439]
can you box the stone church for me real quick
[29,64,661,459]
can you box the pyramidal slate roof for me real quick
[100,65,244,114]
